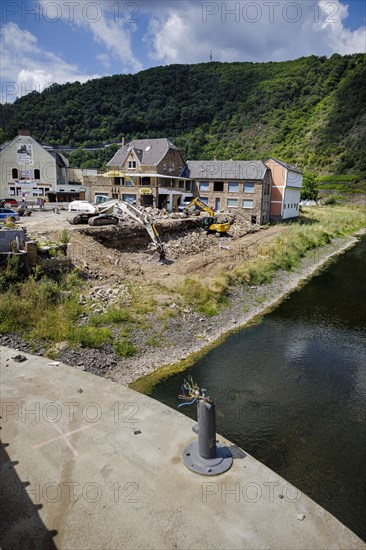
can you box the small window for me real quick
[200,196,209,205]
[185,182,191,191]
[34,169,40,179]
[128,160,136,169]
[12,168,18,178]
[213,181,224,192]
[163,164,167,171]
[251,215,257,224]
[243,199,254,209]
[244,182,255,193]
[227,198,238,208]
[199,181,209,192]
[179,182,184,188]
[228,182,239,193]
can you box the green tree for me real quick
[301,172,319,201]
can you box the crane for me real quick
[183,197,231,235]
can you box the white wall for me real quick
[283,188,301,219]
[286,170,303,188]
[0,136,57,197]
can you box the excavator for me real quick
[183,197,231,235]
[68,199,165,260]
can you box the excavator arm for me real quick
[114,201,165,260]
[184,197,216,217]
[183,196,230,235]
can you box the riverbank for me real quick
[1,209,365,388]
[126,232,364,392]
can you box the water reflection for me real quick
[151,238,366,540]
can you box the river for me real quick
[150,236,366,540]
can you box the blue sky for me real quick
[1,0,365,102]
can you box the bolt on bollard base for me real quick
[182,399,233,475]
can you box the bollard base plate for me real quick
[183,441,233,475]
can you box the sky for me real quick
[1,0,365,103]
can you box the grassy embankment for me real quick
[0,207,365,356]
[178,207,365,316]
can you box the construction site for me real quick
[2,203,282,285]
[0,201,293,383]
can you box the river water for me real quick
[150,237,366,540]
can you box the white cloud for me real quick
[0,23,100,103]
[144,0,366,64]
[96,53,112,69]
[38,0,143,73]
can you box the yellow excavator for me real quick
[183,197,231,235]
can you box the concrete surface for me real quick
[1,346,365,550]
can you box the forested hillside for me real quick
[1,54,365,175]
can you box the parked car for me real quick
[3,198,18,207]
[0,208,20,221]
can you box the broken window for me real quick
[213,181,224,192]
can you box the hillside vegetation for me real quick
[1,54,365,175]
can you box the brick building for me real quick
[101,138,192,209]
[182,160,272,224]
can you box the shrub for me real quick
[114,338,136,357]
[90,307,132,326]
[0,255,25,291]
[69,326,112,348]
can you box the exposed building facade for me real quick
[265,158,303,220]
[103,138,193,209]
[0,130,83,202]
[183,160,272,224]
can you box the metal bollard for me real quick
[197,400,216,459]
[182,391,233,476]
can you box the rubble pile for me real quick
[79,284,130,314]
[160,218,261,259]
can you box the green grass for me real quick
[114,338,136,357]
[178,277,228,317]
[176,207,365,316]
[69,326,113,348]
[89,307,133,326]
[1,206,364,355]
